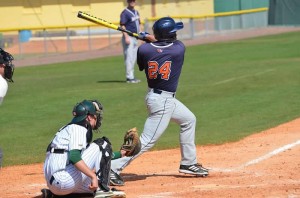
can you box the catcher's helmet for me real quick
[152,17,183,42]
[72,99,103,130]
[0,48,14,82]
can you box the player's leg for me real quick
[130,37,139,80]
[111,93,175,184]
[122,35,131,80]
[73,143,102,193]
[122,36,134,80]
[171,99,209,176]
[43,152,81,196]
[47,168,81,196]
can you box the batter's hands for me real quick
[138,31,149,40]
[138,32,156,42]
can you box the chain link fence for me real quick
[0,8,268,61]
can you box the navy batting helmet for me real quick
[152,17,183,42]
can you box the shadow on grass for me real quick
[97,80,125,83]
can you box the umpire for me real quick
[0,48,15,169]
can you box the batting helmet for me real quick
[72,99,103,130]
[152,17,183,42]
[0,48,14,82]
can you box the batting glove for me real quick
[138,32,150,41]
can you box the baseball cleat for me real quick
[94,188,126,198]
[110,170,125,186]
[126,78,141,83]
[111,188,126,197]
[41,188,54,198]
[94,190,113,198]
[179,163,209,177]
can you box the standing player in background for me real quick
[110,17,209,186]
[43,99,125,198]
[120,0,141,83]
[0,48,14,169]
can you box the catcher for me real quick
[42,99,140,198]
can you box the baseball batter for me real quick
[43,99,125,198]
[110,17,209,186]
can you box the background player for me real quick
[120,0,141,83]
[110,17,209,186]
[43,99,125,198]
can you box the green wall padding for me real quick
[214,0,269,13]
[268,0,300,25]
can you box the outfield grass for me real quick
[1,31,300,166]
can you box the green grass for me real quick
[1,31,300,166]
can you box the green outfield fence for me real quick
[0,8,268,60]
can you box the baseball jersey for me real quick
[120,8,140,33]
[0,75,8,105]
[44,124,91,177]
[137,40,185,93]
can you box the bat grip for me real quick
[118,27,140,39]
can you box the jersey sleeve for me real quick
[137,11,141,24]
[0,77,8,98]
[120,10,127,26]
[137,47,144,71]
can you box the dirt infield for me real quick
[0,118,300,198]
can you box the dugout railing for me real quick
[0,8,268,60]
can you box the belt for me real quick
[49,148,66,154]
[153,88,175,97]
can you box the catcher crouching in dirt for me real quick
[42,99,126,198]
[109,17,209,187]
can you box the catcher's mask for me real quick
[0,48,14,82]
[71,99,103,130]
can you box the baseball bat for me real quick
[77,11,139,39]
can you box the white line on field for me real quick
[240,139,300,168]
[213,139,300,172]
[213,69,275,85]
[138,192,174,198]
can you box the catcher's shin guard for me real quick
[93,137,113,191]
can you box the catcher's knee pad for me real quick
[93,137,112,191]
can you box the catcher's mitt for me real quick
[121,127,141,156]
